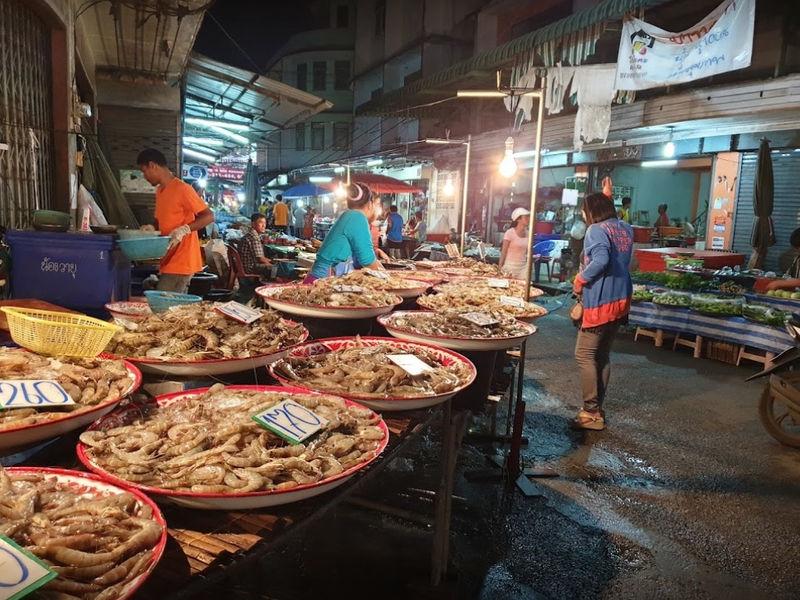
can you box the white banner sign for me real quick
[615,0,754,91]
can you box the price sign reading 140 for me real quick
[0,381,75,410]
[252,400,328,445]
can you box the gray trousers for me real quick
[574,322,621,412]
[157,274,193,294]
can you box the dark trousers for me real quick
[574,321,620,412]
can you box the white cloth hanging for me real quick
[544,63,576,115]
[504,68,538,123]
[570,64,617,151]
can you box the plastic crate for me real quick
[6,230,130,316]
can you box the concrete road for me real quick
[225,304,800,600]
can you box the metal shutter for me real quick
[733,151,800,272]
[0,0,54,228]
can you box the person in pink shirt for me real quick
[499,207,531,280]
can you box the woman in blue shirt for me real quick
[385,205,404,259]
[307,183,385,281]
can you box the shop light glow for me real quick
[183,137,225,146]
[206,125,249,145]
[641,160,678,168]
[513,148,549,159]
[663,126,676,158]
[443,178,455,197]
[498,136,518,178]
[334,182,347,199]
[197,178,207,189]
[334,166,346,173]
[185,117,250,132]
[182,147,217,162]
[366,158,383,167]
[236,192,246,201]
[309,176,333,183]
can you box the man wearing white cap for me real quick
[499,207,531,280]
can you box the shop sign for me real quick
[0,381,75,409]
[597,146,641,162]
[208,165,245,181]
[0,535,57,600]
[181,164,208,179]
[615,0,754,91]
[252,400,328,445]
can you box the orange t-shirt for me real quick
[273,202,289,226]
[155,178,208,275]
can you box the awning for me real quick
[282,183,334,198]
[351,173,423,194]
[356,0,671,116]
[184,54,332,154]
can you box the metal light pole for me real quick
[425,136,472,255]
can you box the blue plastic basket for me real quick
[117,236,170,261]
[144,290,202,313]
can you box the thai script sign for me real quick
[40,257,77,279]
[615,0,754,90]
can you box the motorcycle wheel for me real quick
[758,386,800,448]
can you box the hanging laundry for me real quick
[504,67,538,123]
[570,64,617,151]
[544,63,576,115]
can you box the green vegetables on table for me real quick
[689,294,744,316]
[742,303,789,327]
[652,291,692,307]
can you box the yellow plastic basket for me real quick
[1,307,122,358]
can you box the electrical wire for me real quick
[206,11,266,75]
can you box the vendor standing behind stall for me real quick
[137,148,214,293]
[386,205,404,259]
[499,208,531,280]
[307,183,385,282]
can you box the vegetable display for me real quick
[689,294,744,317]
[651,290,692,307]
[742,303,788,327]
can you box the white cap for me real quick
[511,207,531,222]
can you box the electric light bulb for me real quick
[443,179,455,197]
[499,136,517,178]
[663,141,676,158]
[334,182,347,199]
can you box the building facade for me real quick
[264,1,356,173]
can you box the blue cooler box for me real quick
[6,230,131,316]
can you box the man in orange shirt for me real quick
[137,149,215,293]
[272,194,289,233]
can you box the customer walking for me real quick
[499,207,531,280]
[293,202,307,238]
[273,194,289,233]
[386,205,404,259]
[572,193,633,431]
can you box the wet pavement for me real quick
[219,299,800,600]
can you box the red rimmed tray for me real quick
[270,336,477,411]
[77,385,389,510]
[378,310,537,351]
[6,466,167,600]
[257,284,402,319]
[0,355,141,451]
[107,319,309,376]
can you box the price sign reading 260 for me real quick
[252,400,328,445]
[0,381,75,410]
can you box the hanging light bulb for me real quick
[334,181,347,199]
[663,126,676,158]
[499,136,517,178]
[443,177,455,197]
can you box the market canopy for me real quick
[351,173,423,194]
[183,54,332,156]
[282,184,334,198]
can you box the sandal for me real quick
[572,410,606,431]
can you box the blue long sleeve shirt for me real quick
[310,210,376,279]
[577,218,633,328]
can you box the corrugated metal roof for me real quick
[356,0,673,115]
[183,53,332,148]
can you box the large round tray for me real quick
[270,337,477,411]
[257,284,402,320]
[377,311,537,351]
[6,467,166,600]
[109,320,309,376]
[0,357,141,452]
[77,385,389,510]
[387,283,430,299]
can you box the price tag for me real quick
[387,354,433,377]
[499,295,526,308]
[477,242,486,259]
[332,284,364,293]
[487,278,510,289]
[0,381,74,410]
[363,268,390,280]
[460,312,499,327]
[445,243,460,258]
[216,301,262,324]
[252,400,328,445]
[0,535,57,600]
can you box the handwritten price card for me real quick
[499,295,526,308]
[487,278,510,289]
[460,312,499,327]
[253,400,328,445]
[0,381,74,410]
[387,354,433,377]
[0,536,56,600]
[216,301,262,324]
[364,269,390,280]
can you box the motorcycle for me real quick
[745,317,800,448]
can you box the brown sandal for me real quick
[572,410,606,431]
